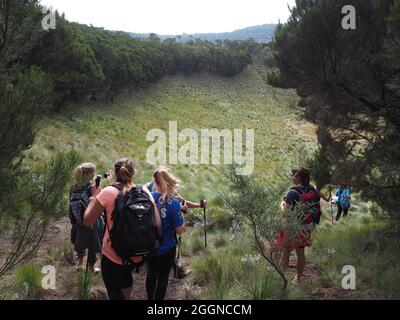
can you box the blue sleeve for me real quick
[171,200,184,228]
[151,192,159,203]
[285,190,300,206]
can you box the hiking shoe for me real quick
[93,267,101,275]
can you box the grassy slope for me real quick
[15,64,321,300]
[7,64,397,300]
[26,65,315,202]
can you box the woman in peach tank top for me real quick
[84,158,161,300]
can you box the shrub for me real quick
[76,270,92,300]
[13,264,43,300]
[214,234,227,248]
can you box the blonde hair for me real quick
[114,158,135,189]
[74,163,96,184]
[153,166,179,204]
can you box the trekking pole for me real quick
[330,187,334,225]
[202,200,207,248]
[84,227,93,293]
[174,235,182,281]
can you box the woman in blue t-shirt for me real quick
[146,166,185,300]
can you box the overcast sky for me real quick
[41,0,296,34]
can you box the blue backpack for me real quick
[340,188,351,209]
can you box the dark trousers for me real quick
[336,204,349,221]
[101,255,134,300]
[146,247,176,300]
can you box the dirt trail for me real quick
[36,217,187,300]
[285,253,353,300]
[28,217,347,300]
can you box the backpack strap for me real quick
[103,183,124,244]
[289,187,305,203]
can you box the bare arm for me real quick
[186,199,207,209]
[84,199,104,227]
[319,191,331,202]
[175,225,186,234]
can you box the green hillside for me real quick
[26,65,315,201]
[7,64,397,301]
[13,64,320,300]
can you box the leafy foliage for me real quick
[272,0,400,219]
[13,264,43,300]
[223,168,302,289]
[0,152,79,278]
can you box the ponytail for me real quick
[114,158,135,189]
[153,166,179,204]
[74,163,96,184]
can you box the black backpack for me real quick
[69,183,92,225]
[106,184,159,263]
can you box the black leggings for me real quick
[146,247,176,300]
[101,255,144,300]
[336,204,349,221]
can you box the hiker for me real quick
[146,174,207,214]
[277,166,331,284]
[146,166,186,300]
[335,184,351,221]
[84,158,162,300]
[69,163,103,273]
[145,171,207,279]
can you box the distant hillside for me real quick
[129,24,277,42]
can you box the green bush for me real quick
[244,272,285,300]
[190,236,207,255]
[266,70,287,88]
[13,264,43,300]
[214,234,228,248]
[76,270,92,300]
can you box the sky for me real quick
[41,0,296,35]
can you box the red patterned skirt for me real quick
[276,225,314,250]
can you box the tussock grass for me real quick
[190,233,301,300]
[309,207,400,299]
[13,264,43,300]
[76,270,93,300]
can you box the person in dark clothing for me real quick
[70,163,103,273]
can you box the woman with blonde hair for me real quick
[146,166,185,300]
[84,158,161,300]
[70,163,103,272]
